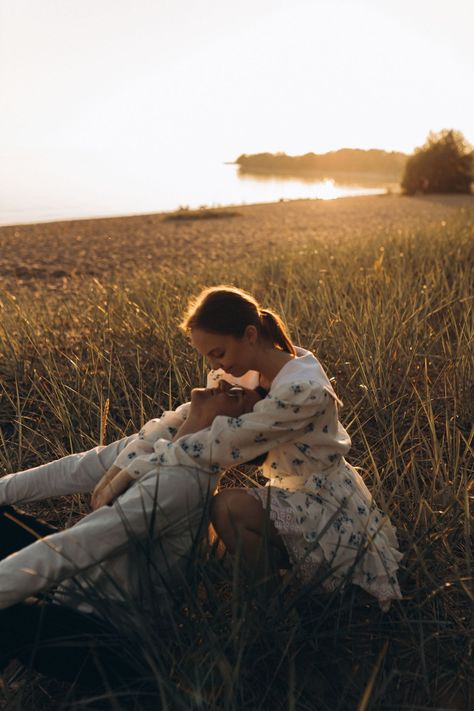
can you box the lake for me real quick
[0,155,396,226]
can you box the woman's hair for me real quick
[180,285,296,355]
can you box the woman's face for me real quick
[190,327,257,377]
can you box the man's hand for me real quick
[91,466,133,510]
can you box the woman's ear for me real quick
[244,324,258,344]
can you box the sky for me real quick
[0,0,472,223]
[1,0,473,161]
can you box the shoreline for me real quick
[2,186,472,231]
[0,191,391,230]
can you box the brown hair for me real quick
[180,285,296,355]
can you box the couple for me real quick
[0,285,402,686]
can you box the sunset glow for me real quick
[0,0,472,222]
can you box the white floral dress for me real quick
[114,349,402,609]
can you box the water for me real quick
[0,154,393,226]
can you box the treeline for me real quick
[235,148,407,177]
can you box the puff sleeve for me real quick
[112,402,191,471]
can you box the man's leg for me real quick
[0,506,58,560]
[109,466,217,595]
[0,600,136,689]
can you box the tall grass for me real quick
[0,205,472,708]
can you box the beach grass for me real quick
[0,194,472,709]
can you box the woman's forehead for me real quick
[191,329,234,353]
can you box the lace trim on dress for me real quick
[245,487,401,611]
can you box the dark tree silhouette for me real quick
[401,129,473,195]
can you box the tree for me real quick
[401,129,473,195]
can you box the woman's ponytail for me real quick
[259,309,296,356]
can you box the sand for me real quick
[0,194,472,294]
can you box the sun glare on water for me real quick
[313,179,385,200]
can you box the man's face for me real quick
[190,384,262,420]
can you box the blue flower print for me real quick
[349,532,362,546]
[291,384,303,394]
[127,452,136,460]
[270,462,278,469]
[292,458,304,466]
[276,400,287,409]
[180,441,190,452]
[227,417,243,428]
[344,477,353,486]
[304,422,315,434]
[192,442,204,457]
[312,476,323,488]
[296,443,310,454]
[254,433,267,443]
[158,453,167,464]
[292,406,300,413]
[210,464,220,474]
[328,453,339,463]
[167,426,177,436]
[231,448,240,460]
[150,456,158,463]
[322,425,328,433]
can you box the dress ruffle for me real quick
[246,459,402,610]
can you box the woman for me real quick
[0,384,262,685]
[94,286,402,610]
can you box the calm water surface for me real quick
[0,155,392,226]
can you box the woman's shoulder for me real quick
[269,350,342,405]
[271,348,329,389]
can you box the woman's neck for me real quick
[253,346,295,388]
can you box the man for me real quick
[0,384,261,686]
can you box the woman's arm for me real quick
[92,381,348,507]
[111,403,191,471]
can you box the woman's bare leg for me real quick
[210,489,290,581]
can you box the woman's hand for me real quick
[91,466,133,510]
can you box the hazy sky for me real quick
[1,0,473,162]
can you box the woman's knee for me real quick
[211,489,263,533]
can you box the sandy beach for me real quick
[1,193,472,295]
